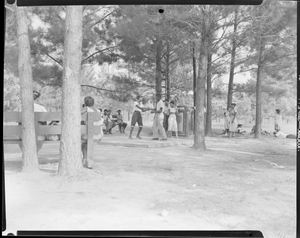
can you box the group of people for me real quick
[128,94,179,140]
[20,91,297,170]
[222,105,296,139]
[223,102,238,138]
[82,104,127,134]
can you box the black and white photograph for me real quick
[3,1,297,237]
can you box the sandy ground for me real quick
[3,126,296,238]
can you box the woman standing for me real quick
[274,109,282,133]
[167,101,179,139]
[223,107,230,136]
[228,103,237,138]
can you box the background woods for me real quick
[4,3,297,148]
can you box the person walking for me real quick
[150,94,167,141]
[228,102,237,138]
[128,95,148,139]
[167,100,179,139]
[274,109,282,133]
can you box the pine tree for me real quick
[58,6,84,176]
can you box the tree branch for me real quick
[81,84,127,94]
[88,10,116,28]
[44,53,63,67]
[81,45,119,63]
[262,53,296,65]
[234,67,257,75]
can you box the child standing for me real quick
[167,101,179,139]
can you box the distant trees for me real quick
[244,0,296,138]
[4,2,297,161]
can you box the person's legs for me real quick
[118,123,122,133]
[122,123,127,133]
[104,122,109,134]
[107,121,113,134]
[137,126,143,139]
[167,117,172,138]
[129,112,138,138]
[163,113,168,132]
[165,115,169,134]
[129,126,135,138]
[158,115,167,139]
[81,142,87,164]
[152,114,159,139]
[167,118,172,138]
[136,112,143,139]
[174,121,179,138]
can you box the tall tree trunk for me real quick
[227,7,238,109]
[165,41,170,100]
[193,8,208,150]
[192,44,197,134]
[155,39,163,99]
[205,53,212,136]
[58,6,83,176]
[16,6,39,172]
[254,39,265,139]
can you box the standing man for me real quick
[150,94,167,141]
[163,99,170,134]
[128,95,148,139]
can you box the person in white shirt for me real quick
[81,96,103,169]
[149,94,167,141]
[128,95,149,139]
[274,109,282,132]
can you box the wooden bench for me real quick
[3,112,101,164]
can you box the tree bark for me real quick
[192,44,197,134]
[58,6,83,176]
[165,41,170,100]
[155,39,163,99]
[193,8,208,150]
[254,39,265,139]
[16,6,39,172]
[227,7,238,109]
[205,53,212,136]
